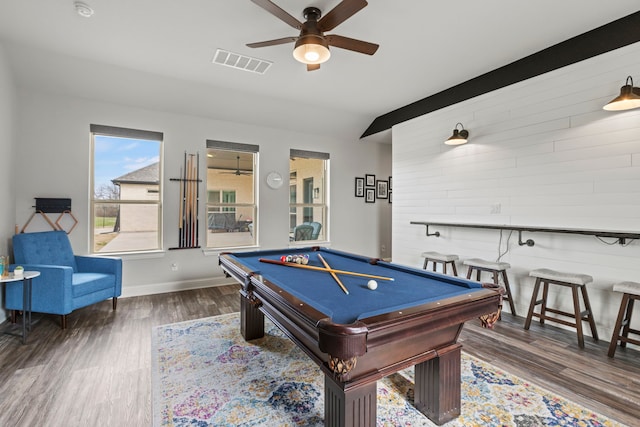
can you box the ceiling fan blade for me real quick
[307,64,320,72]
[250,0,302,29]
[326,34,378,55]
[247,36,297,48]
[318,0,368,32]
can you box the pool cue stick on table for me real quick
[317,254,349,295]
[259,258,395,281]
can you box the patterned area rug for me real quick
[151,313,624,426]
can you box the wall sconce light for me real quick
[445,123,469,145]
[603,76,640,111]
[313,188,320,199]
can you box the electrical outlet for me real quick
[381,244,386,252]
[171,263,178,271]
[490,203,501,214]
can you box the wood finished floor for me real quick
[0,284,638,426]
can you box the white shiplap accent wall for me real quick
[393,41,640,344]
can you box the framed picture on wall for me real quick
[388,192,392,203]
[355,177,364,197]
[365,188,375,203]
[365,174,376,187]
[389,176,392,190]
[376,180,388,199]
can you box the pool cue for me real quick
[178,165,184,247]
[187,154,194,247]
[317,254,349,295]
[259,258,395,281]
[185,154,190,247]
[181,152,187,247]
[195,152,200,247]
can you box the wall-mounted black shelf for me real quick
[410,221,640,246]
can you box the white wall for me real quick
[0,45,16,319]
[393,41,640,343]
[12,87,391,297]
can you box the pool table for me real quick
[219,247,501,426]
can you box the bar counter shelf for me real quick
[410,221,640,246]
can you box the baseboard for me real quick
[121,276,237,298]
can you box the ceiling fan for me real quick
[221,156,252,176]
[246,0,379,71]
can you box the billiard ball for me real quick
[367,280,378,290]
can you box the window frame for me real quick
[90,124,164,254]
[206,140,259,250]
[289,149,329,243]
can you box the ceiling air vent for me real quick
[212,49,272,74]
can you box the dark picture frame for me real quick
[365,188,375,203]
[389,176,392,191]
[365,174,376,187]
[355,177,365,197]
[376,180,389,199]
[388,191,392,203]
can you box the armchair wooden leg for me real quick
[112,297,118,310]
[61,315,67,329]
[11,310,17,324]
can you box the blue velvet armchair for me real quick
[5,230,122,329]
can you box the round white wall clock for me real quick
[266,171,283,189]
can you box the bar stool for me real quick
[524,268,598,348]
[421,251,459,276]
[463,258,516,316]
[608,281,640,357]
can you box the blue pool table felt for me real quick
[229,248,483,324]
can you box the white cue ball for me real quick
[367,280,378,290]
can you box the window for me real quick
[206,140,258,249]
[289,149,328,242]
[90,124,163,253]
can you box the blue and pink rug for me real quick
[151,313,624,426]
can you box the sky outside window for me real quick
[94,135,160,193]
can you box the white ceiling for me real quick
[1,1,638,143]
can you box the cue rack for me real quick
[170,152,201,249]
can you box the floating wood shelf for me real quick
[410,221,640,246]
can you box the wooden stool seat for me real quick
[463,258,516,316]
[608,281,640,357]
[421,251,459,276]
[524,268,598,348]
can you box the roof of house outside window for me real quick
[111,162,159,185]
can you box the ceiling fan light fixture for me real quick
[603,76,640,111]
[293,35,330,65]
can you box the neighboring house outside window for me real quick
[289,149,328,243]
[206,140,258,249]
[91,124,163,253]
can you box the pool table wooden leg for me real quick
[414,343,462,425]
[324,375,377,427]
[240,291,264,340]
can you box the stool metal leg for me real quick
[500,271,517,316]
[572,285,585,348]
[540,281,549,325]
[580,284,598,341]
[608,293,630,357]
[621,297,635,344]
[450,262,458,277]
[524,278,542,330]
